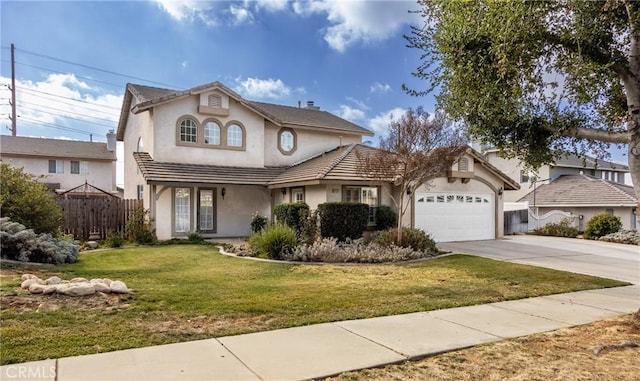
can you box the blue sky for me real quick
[0,0,629,186]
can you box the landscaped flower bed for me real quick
[598,230,640,245]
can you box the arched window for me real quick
[179,118,198,143]
[204,121,221,145]
[227,124,243,147]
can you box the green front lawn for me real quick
[0,245,627,364]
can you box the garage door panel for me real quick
[415,192,494,243]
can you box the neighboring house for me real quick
[117,81,519,242]
[476,146,636,231]
[518,174,637,231]
[0,135,118,197]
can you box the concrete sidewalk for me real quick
[3,284,638,381]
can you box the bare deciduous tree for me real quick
[357,107,466,242]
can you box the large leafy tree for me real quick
[0,162,63,235]
[357,107,466,241]
[406,0,639,212]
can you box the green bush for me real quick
[187,231,204,243]
[105,230,125,248]
[317,202,369,241]
[370,227,438,253]
[250,211,268,233]
[375,205,397,230]
[0,162,63,236]
[126,206,156,244]
[273,202,310,234]
[533,218,579,238]
[0,217,79,264]
[584,213,622,239]
[248,223,298,260]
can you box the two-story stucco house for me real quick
[117,81,519,242]
[477,146,637,231]
[0,134,118,197]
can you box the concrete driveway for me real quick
[440,235,640,284]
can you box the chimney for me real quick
[305,101,320,111]
[298,100,301,108]
[106,129,116,152]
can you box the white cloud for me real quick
[255,0,289,12]
[370,82,391,93]
[368,107,406,135]
[346,96,369,110]
[234,77,294,99]
[229,4,254,25]
[337,105,365,122]
[154,0,217,26]
[293,1,420,52]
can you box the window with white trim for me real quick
[292,188,304,203]
[227,124,243,147]
[204,121,221,145]
[344,186,379,225]
[175,188,191,233]
[48,160,63,174]
[180,118,197,143]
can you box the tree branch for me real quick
[545,125,631,144]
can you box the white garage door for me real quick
[414,193,494,242]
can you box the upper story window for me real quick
[227,124,243,147]
[70,161,89,175]
[278,128,297,155]
[179,118,198,143]
[48,160,63,174]
[204,121,221,145]
[520,170,530,183]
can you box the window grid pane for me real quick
[280,131,294,151]
[71,161,80,174]
[180,119,197,143]
[227,125,242,147]
[175,188,190,233]
[199,190,214,231]
[204,122,221,145]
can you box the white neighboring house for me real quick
[117,81,519,242]
[0,134,118,197]
[476,145,637,231]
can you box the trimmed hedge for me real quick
[273,202,310,234]
[533,218,579,238]
[375,205,397,230]
[317,202,369,241]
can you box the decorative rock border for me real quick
[20,274,129,296]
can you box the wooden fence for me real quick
[58,198,142,240]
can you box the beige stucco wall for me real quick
[536,206,636,231]
[151,94,265,167]
[123,97,153,200]
[263,122,362,167]
[3,156,115,192]
[483,151,550,202]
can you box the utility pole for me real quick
[9,43,16,136]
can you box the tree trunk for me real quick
[628,120,640,228]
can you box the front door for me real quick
[198,188,216,233]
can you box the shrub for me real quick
[187,230,204,243]
[105,230,125,248]
[533,218,579,238]
[317,202,369,241]
[0,217,79,264]
[598,230,640,245]
[289,237,435,263]
[126,206,156,244]
[375,205,397,231]
[0,162,63,236]
[248,223,297,260]
[584,213,623,239]
[250,211,268,233]
[299,208,319,244]
[273,202,310,234]
[370,227,437,253]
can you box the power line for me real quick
[17,87,121,110]
[16,47,181,89]
[19,105,116,128]
[15,62,124,89]
[16,93,120,118]
[19,116,99,136]
[20,99,117,123]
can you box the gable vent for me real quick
[209,94,222,108]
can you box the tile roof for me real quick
[0,135,116,161]
[268,144,387,186]
[518,174,637,206]
[118,82,372,140]
[133,152,286,185]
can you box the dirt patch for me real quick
[328,312,640,381]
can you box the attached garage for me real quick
[415,192,494,242]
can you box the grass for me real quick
[0,245,628,365]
